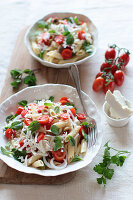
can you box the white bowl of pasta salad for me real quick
[24,12,98,68]
[0,84,102,176]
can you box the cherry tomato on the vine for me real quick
[92,77,105,92]
[103,80,115,94]
[100,62,112,73]
[114,70,125,86]
[105,48,116,60]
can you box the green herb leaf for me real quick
[28,121,40,134]
[38,20,49,29]
[97,176,106,185]
[6,114,17,123]
[23,130,27,134]
[73,17,81,25]
[103,168,114,180]
[66,34,74,45]
[51,125,59,135]
[3,126,10,131]
[12,148,26,162]
[72,154,83,162]
[49,96,54,102]
[82,41,93,54]
[18,100,28,107]
[1,147,12,156]
[10,69,23,79]
[39,50,45,59]
[24,75,36,86]
[11,79,22,89]
[10,121,23,130]
[44,103,53,106]
[54,136,62,151]
[63,17,73,23]
[65,102,77,112]
[93,163,105,174]
[62,26,70,36]
[49,30,56,33]
[81,129,88,142]
[68,135,75,146]
[54,106,60,114]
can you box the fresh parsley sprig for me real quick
[93,141,130,186]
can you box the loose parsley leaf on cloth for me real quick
[72,154,83,162]
[54,136,62,151]
[6,114,17,123]
[93,141,130,186]
[66,34,74,45]
[49,96,54,102]
[18,100,28,107]
[51,125,59,135]
[38,20,49,29]
[10,121,23,130]
[28,121,40,134]
[68,135,75,146]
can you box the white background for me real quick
[0,0,133,199]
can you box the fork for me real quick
[69,64,98,148]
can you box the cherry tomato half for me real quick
[15,106,24,115]
[37,115,49,125]
[70,108,76,116]
[37,132,45,143]
[105,48,116,60]
[21,110,29,118]
[52,148,66,162]
[24,118,32,126]
[92,77,105,92]
[60,113,68,120]
[60,97,69,105]
[103,80,115,94]
[41,32,50,46]
[19,139,24,147]
[54,35,64,44]
[114,70,125,86]
[76,113,86,120]
[5,128,16,139]
[78,30,86,40]
[61,49,72,60]
[37,105,46,113]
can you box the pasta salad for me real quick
[1,96,92,170]
[30,16,94,64]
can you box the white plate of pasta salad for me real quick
[25,12,98,68]
[0,84,102,176]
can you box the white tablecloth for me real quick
[0,0,133,199]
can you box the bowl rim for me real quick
[0,84,102,176]
[24,12,98,68]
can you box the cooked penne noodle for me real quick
[67,142,75,163]
[80,139,87,155]
[65,126,81,142]
[32,160,45,168]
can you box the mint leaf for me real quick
[10,69,23,79]
[28,121,40,134]
[73,17,81,25]
[54,106,60,114]
[66,34,74,45]
[49,96,54,102]
[24,74,36,86]
[11,79,22,89]
[50,125,59,135]
[68,135,75,146]
[72,154,83,162]
[54,136,62,151]
[18,100,27,107]
[10,121,23,130]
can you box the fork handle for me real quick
[69,64,88,116]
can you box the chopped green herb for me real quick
[62,26,70,36]
[23,130,27,134]
[28,121,40,134]
[51,125,59,135]
[49,30,56,33]
[49,96,54,102]
[6,114,17,123]
[38,20,49,29]
[1,147,12,156]
[72,154,83,162]
[44,103,53,106]
[11,79,22,89]
[18,100,27,107]
[24,74,36,86]
[39,50,45,59]
[54,136,62,151]
[10,121,23,130]
[66,34,74,45]
[81,129,88,142]
[68,135,75,146]
[54,106,60,114]
[73,17,81,25]
[10,69,23,79]
[93,141,130,186]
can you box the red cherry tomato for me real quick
[60,97,69,102]
[60,113,69,120]
[92,77,105,92]
[100,62,112,72]
[105,48,116,60]
[37,132,45,143]
[41,32,50,46]
[79,125,88,136]
[52,148,66,162]
[70,108,76,116]
[76,113,86,120]
[78,30,86,40]
[46,116,54,130]
[37,115,49,125]
[118,53,130,69]
[15,106,24,115]
[95,72,104,79]
[61,49,72,60]
[19,139,24,147]
[24,118,32,126]
[54,35,64,44]
[21,110,29,118]
[103,81,115,94]
[5,129,16,139]
[111,65,118,75]
[37,105,46,113]
[114,70,125,86]
[60,97,70,105]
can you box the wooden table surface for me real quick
[0,0,133,200]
